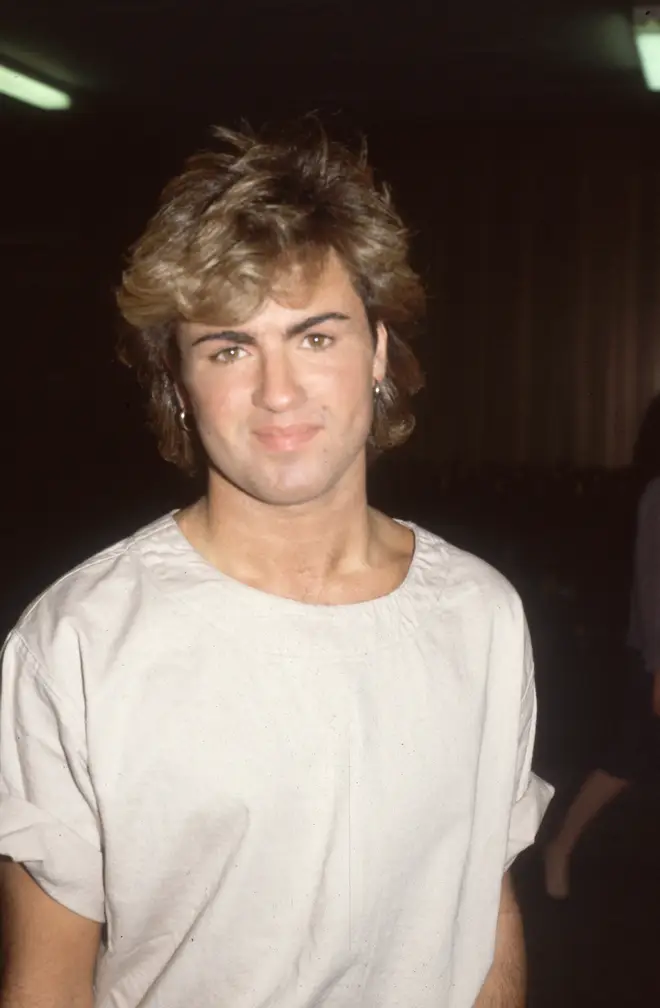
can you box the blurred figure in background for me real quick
[544,394,660,899]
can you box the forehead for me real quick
[264,253,362,319]
[183,250,365,337]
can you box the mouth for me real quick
[253,424,321,452]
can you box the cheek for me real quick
[321,359,371,401]
[334,372,373,418]
[188,374,246,427]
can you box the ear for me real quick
[372,321,388,383]
[172,380,191,415]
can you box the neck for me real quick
[181,468,380,591]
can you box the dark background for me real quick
[3,2,660,1004]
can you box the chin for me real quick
[209,437,367,507]
[244,475,336,509]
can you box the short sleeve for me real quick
[504,624,554,870]
[0,632,105,922]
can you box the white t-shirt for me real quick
[0,514,552,1008]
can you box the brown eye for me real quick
[211,346,246,364]
[303,334,334,350]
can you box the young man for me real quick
[0,122,552,1007]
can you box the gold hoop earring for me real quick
[178,408,192,433]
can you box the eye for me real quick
[210,346,247,364]
[302,333,335,350]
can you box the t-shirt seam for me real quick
[8,633,88,760]
[16,519,171,629]
[3,636,103,851]
[18,547,130,628]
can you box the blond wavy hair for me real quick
[117,119,426,473]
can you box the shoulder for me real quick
[7,514,175,671]
[412,520,524,620]
[410,522,532,697]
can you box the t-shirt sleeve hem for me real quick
[23,866,106,924]
[0,794,105,923]
[504,772,554,870]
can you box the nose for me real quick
[252,352,307,413]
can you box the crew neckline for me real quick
[164,510,420,612]
[131,512,446,654]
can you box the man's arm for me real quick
[473,872,526,1008]
[0,860,102,1007]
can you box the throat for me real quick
[239,522,415,605]
[176,504,414,606]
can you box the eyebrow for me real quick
[190,311,351,347]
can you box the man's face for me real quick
[177,252,387,508]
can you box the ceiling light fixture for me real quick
[633,6,660,90]
[0,63,71,110]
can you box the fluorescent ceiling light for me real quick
[0,63,71,110]
[634,6,660,90]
